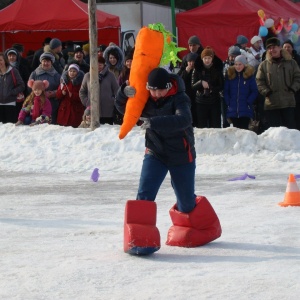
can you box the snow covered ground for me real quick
[0,123,300,300]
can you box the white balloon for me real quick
[265,18,274,28]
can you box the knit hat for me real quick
[68,64,79,72]
[186,52,198,62]
[7,49,18,56]
[250,36,262,45]
[282,39,294,49]
[98,44,107,52]
[74,46,84,54]
[228,45,241,56]
[12,43,24,53]
[266,37,281,49]
[237,35,248,45]
[82,43,90,52]
[188,35,201,45]
[234,55,247,65]
[28,79,49,91]
[49,38,62,50]
[84,106,91,116]
[201,47,214,59]
[40,52,55,63]
[147,68,171,90]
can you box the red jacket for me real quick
[56,71,85,127]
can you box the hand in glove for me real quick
[124,86,136,98]
[139,117,151,130]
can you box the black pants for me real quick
[264,107,296,129]
[231,117,250,130]
[195,101,221,128]
[100,117,113,125]
[0,105,17,123]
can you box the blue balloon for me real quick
[259,26,268,37]
[292,23,299,32]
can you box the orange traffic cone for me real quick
[279,174,300,207]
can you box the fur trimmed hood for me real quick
[103,44,124,71]
[265,48,292,62]
[61,69,84,86]
[227,65,255,80]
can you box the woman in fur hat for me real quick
[15,79,52,126]
[56,64,85,127]
[224,55,258,129]
[103,44,124,80]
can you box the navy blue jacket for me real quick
[115,73,196,166]
[224,65,258,119]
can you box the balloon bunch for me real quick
[257,9,299,43]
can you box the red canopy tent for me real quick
[176,0,300,60]
[0,0,121,53]
[275,0,300,13]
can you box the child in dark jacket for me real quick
[224,55,258,129]
[15,79,52,126]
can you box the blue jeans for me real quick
[137,154,196,213]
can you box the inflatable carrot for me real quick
[119,23,185,139]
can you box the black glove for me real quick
[124,86,136,98]
[139,117,151,130]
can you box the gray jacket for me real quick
[79,65,119,118]
[29,65,61,93]
[0,66,25,104]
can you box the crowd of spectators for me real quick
[1,34,300,134]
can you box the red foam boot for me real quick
[124,200,160,255]
[166,196,222,247]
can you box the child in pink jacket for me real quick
[15,79,52,126]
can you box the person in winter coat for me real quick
[115,67,222,255]
[118,52,133,86]
[79,56,119,125]
[221,46,241,128]
[78,106,91,128]
[115,52,133,125]
[29,52,61,124]
[0,53,25,123]
[224,55,258,129]
[15,79,52,126]
[64,46,90,74]
[282,39,300,131]
[56,64,85,127]
[5,48,31,119]
[191,47,224,128]
[247,36,265,72]
[103,43,124,80]
[256,37,300,129]
[43,38,65,75]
